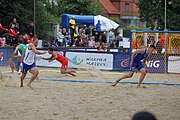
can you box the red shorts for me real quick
[61,58,68,70]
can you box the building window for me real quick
[125,3,129,16]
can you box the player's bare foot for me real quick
[20,84,23,87]
[137,85,146,88]
[36,76,41,82]
[27,84,33,89]
[20,81,23,87]
[71,70,76,73]
[72,74,76,76]
[111,83,117,86]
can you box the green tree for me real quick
[0,0,34,33]
[56,0,102,16]
[137,0,180,30]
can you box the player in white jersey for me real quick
[20,38,46,88]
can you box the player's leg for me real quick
[61,60,76,76]
[112,72,134,86]
[9,60,16,73]
[20,73,26,87]
[17,61,22,74]
[137,68,147,88]
[61,68,76,76]
[27,66,39,88]
[20,62,28,87]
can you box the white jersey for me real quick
[23,46,35,65]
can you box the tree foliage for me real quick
[0,0,34,33]
[0,0,103,40]
[137,0,180,30]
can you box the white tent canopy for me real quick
[62,14,119,31]
[94,15,119,31]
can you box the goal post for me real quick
[130,30,180,74]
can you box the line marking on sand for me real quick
[4,75,179,86]
[2,71,13,74]
[39,69,123,74]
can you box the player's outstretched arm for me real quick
[48,52,58,62]
[31,44,46,55]
[42,56,53,60]
[9,45,20,61]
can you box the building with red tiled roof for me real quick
[98,0,146,28]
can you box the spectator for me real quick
[148,39,155,47]
[96,20,101,42]
[92,25,99,43]
[148,39,157,53]
[101,31,107,44]
[62,28,70,47]
[101,43,107,52]
[75,36,83,47]
[132,111,157,120]
[0,23,8,31]
[0,37,6,47]
[8,24,19,46]
[85,25,92,37]
[49,40,58,48]
[8,24,19,37]
[88,36,95,48]
[78,29,84,37]
[115,34,122,48]
[26,22,34,38]
[23,33,32,44]
[160,34,165,48]
[156,37,163,53]
[82,36,88,47]
[57,28,63,47]
[109,28,115,47]
[69,16,76,47]
[10,18,19,32]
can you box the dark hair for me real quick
[132,111,157,120]
[149,45,156,49]
[33,38,38,42]
[48,47,54,51]
[18,38,23,44]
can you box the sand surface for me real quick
[0,66,179,120]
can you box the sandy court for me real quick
[0,66,179,120]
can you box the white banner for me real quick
[66,52,113,70]
[36,50,63,68]
[168,56,180,73]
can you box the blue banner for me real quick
[0,47,15,66]
[113,54,131,71]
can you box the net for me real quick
[130,30,180,74]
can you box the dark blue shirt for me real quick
[96,23,101,32]
[133,48,149,64]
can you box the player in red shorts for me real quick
[43,47,76,76]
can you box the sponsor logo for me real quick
[146,60,160,68]
[120,58,130,67]
[72,56,83,65]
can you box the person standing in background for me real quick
[69,16,76,47]
[9,18,19,32]
[57,28,64,47]
[96,20,101,42]
[156,37,163,54]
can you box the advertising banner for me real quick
[168,56,180,73]
[66,52,113,70]
[113,54,131,71]
[146,54,165,73]
[36,50,63,68]
[0,48,15,66]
